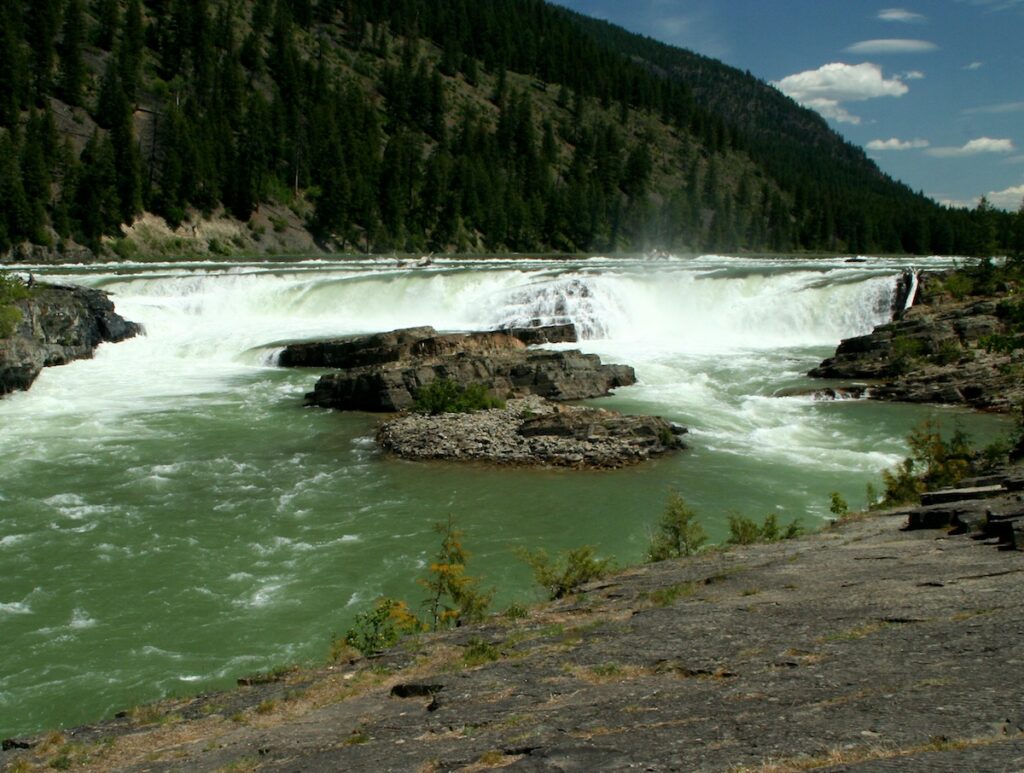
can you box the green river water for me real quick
[0,255,1011,736]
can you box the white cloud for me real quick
[867,137,930,151]
[960,0,1024,12]
[878,8,926,22]
[986,185,1024,211]
[964,61,985,70]
[963,101,1024,115]
[1005,155,1024,164]
[901,70,926,80]
[772,63,909,124]
[844,39,939,54]
[926,137,1016,157]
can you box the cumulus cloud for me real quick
[901,70,926,80]
[772,63,909,124]
[964,61,985,70]
[878,8,926,22]
[986,185,1024,211]
[926,137,1016,157]
[867,137,930,151]
[845,38,939,54]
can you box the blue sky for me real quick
[554,0,1024,211]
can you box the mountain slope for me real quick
[0,0,1014,260]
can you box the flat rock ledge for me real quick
[376,396,687,468]
[0,282,142,395]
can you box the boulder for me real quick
[0,283,142,395]
[305,348,636,412]
[284,325,636,412]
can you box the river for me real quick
[0,254,1010,736]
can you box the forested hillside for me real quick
[0,0,1019,258]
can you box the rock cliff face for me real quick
[0,283,142,395]
[280,326,636,412]
[809,273,1023,411]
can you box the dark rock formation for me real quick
[282,326,635,412]
[497,322,578,345]
[0,283,142,395]
[376,396,686,468]
[809,274,1023,411]
[278,324,578,369]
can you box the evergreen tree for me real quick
[93,0,119,50]
[119,0,145,101]
[72,130,122,244]
[58,0,86,107]
[0,129,31,247]
[26,0,62,100]
[0,1,28,126]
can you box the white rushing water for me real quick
[5,253,1007,737]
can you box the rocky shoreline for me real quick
[4,472,1021,771]
[0,283,142,396]
[281,324,686,468]
[808,271,1024,411]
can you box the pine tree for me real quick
[93,0,119,50]
[58,0,86,107]
[0,1,28,126]
[119,0,145,101]
[26,0,62,100]
[0,129,31,246]
[418,516,491,629]
[72,130,122,244]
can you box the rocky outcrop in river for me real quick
[0,283,141,395]
[376,395,686,468]
[280,324,684,467]
[281,325,635,412]
[809,272,1024,410]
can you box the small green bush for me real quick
[462,637,500,666]
[890,336,926,374]
[0,271,30,338]
[647,491,707,561]
[877,419,976,507]
[413,379,505,415]
[517,545,613,600]
[828,492,849,518]
[341,598,420,657]
[726,513,803,545]
[931,339,964,366]
[941,272,974,300]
